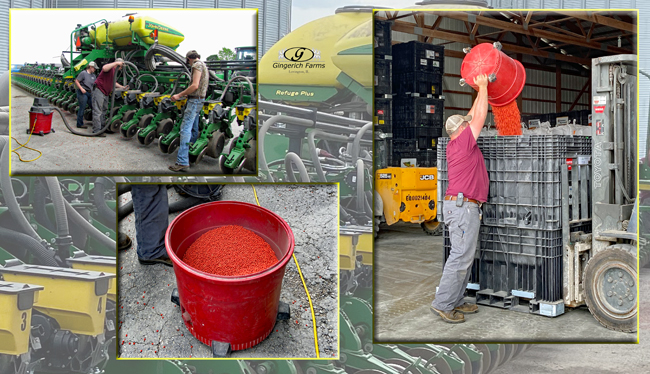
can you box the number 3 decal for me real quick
[20,312,27,331]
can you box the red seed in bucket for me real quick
[182,225,278,276]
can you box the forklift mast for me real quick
[591,54,637,253]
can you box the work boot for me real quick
[430,306,465,324]
[454,302,479,314]
[138,254,174,267]
[169,163,189,172]
[118,232,132,251]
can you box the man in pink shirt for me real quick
[91,58,128,136]
[430,74,489,323]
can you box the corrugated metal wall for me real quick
[486,0,648,163]
[0,0,290,72]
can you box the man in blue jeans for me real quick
[74,61,97,129]
[131,185,171,266]
[169,50,209,172]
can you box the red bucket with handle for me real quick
[165,201,294,351]
[460,42,526,107]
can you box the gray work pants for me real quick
[431,200,481,311]
[91,87,108,133]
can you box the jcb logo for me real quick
[284,47,315,62]
[420,175,435,181]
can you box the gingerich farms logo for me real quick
[273,47,325,70]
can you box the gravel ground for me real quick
[117,184,338,358]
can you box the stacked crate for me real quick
[374,19,393,168]
[437,135,592,316]
[391,41,445,167]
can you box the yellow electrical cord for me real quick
[12,118,42,162]
[251,185,320,358]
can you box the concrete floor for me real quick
[117,184,339,358]
[493,267,650,373]
[374,222,636,343]
[10,85,253,175]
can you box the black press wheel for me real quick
[167,137,180,154]
[158,135,170,154]
[205,130,226,159]
[139,113,154,129]
[156,118,175,137]
[143,130,156,146]
[584,244,637,333]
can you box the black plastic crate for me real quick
[393,96,444,128]
[393,70,443,97]
[392,149,437,167]
[375,58,392,96]
[478,225,563,303]
[437,135,592,231]
[393,127,443,150]
[392,41,445,74]
[375,124,392,134]
[374,20,393,56]
[392,138,418,151]
[374,138,393,169]
[374,98,392,128]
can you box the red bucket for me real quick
[28,112,53,135]
[460,42,526,107]
[165,201,295,351]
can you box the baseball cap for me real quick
[87,61,98,69]
[115,58,124,63]
[445,114,473,135]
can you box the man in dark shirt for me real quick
[74,61,96,129]
[430,73,489,323]
[91,58,127,136]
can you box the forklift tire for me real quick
[421,220,443,236]
[583,244,637,333]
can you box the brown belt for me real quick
[444,195,482,206]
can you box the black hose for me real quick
[33,178,56,232]
[117,184,131,196]
[45,177,72,259]
[93,177,117,227]
[0,227,58,266]
[55,63,119,137]
[0,136,41,240]
[63,199,116,250]
[118,200,133,222]
[168,196,205,213]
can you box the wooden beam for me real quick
[569,79,590,111]
[552,11,635,33]
[439,12,632,54]
[391,20,592,66]
[528,16,575,28]
[442,48,590,77]
[575,19,587,37]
